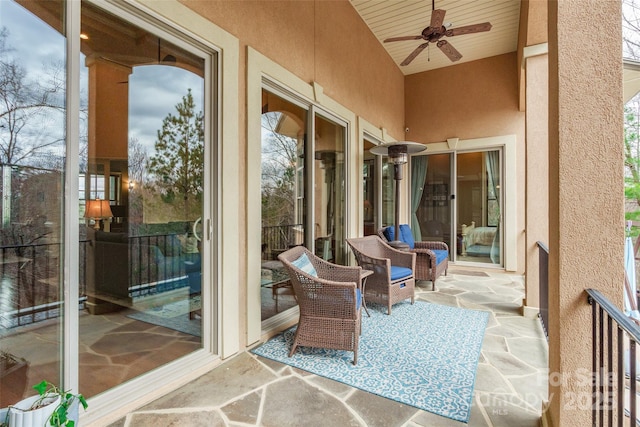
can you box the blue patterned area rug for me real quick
[251,301,488,423]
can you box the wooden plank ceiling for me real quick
[350,0,522,75]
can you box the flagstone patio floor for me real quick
[107,267,548,427]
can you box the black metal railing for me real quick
[0,241,89,328]
[2,224,300,328]
[1,233,193,328]
[261,224,302,260]
[127,233,195,297]
[587,288,640,426]
[537,241,549,339]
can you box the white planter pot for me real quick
[8,394,60,427]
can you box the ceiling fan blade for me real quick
[436,40,462,62]
[384,35,423,43]
[400,42,429,66]
[430,9,446,29]
[446,22,492,37]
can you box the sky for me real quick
[0,0,204,162]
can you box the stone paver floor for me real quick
[109,268,548,427]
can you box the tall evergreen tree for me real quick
[148,89,204,218]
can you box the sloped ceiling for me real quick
[350,0,522,75]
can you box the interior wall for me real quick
[404,53,526,273]
[181,0,405,140]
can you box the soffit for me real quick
[624,59,640,103]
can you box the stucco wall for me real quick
[404,53,526,273]
[525,53,549,311]
[548,1,623,425]
[404,53,524,142]
[181,0,405,139]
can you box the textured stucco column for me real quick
[524,52,549,314]
[547,1,624,425]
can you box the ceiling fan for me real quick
[384,0,492,66]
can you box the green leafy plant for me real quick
[1,380,88,427]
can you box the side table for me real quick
[360,269,374,317]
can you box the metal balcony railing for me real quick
[261,223,303,260]
[537,241,549,339]
[587,288,640,426]
[0,241,89,328]
[2,225,302,328]
[0,232,190,328]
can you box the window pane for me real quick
[457,150,501,265]
[79,1,206,398]
[314,114,346,265]
[0,0,66,404]
[260,90,306,321]
[363,139,377,236]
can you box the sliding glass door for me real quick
[1,0,213,407]
[259,87,347,322]
[456,151,501,265]
[413,149,502,267]
[0,0,66,405]
[415,153,453,249]
[79,1,208,398]
[313,114,346,264]
[260,91,307,320]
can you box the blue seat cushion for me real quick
[383,225,415,249]
[390,266,412,280]
[434,249,448,266]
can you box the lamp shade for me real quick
[84,199,113,219]
[369,141,427,157]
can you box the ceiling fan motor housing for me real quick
[422,26,446,42]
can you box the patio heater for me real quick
[370,141,426,250]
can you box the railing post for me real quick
[587,289,640,426]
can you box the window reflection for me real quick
[260,91,306,321]
[314,115,346,265]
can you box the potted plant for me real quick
[1,380,88,427]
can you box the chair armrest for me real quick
[315,260,363,286]
[382,247,415,270]
[414,241,449,252]
[350,252,392,275]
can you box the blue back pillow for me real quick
[383,225,415,249]
[291,253,318,277]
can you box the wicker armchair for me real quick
[378,224,449,291]
[346,235,415,315]
[278,246,364,364]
